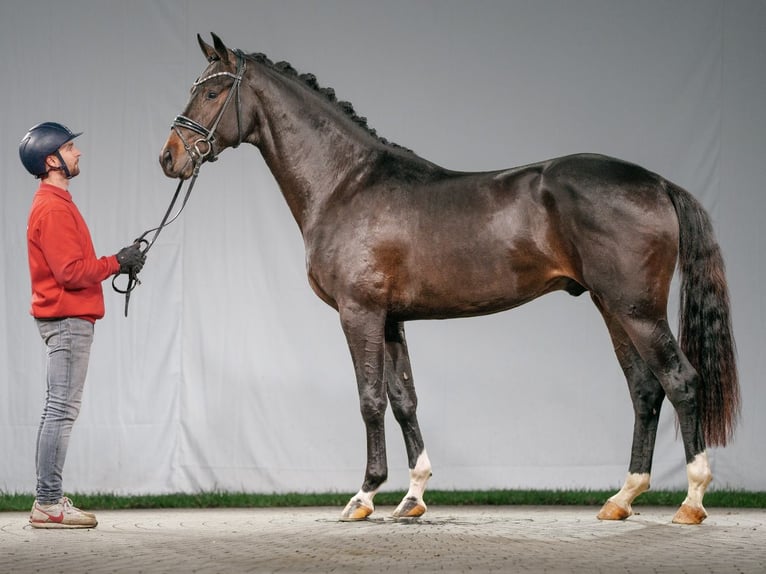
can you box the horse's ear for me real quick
[210,33,231,66]
[197,33,218,62]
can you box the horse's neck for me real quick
[249,67,382,233]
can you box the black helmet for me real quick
[19,122,83,178]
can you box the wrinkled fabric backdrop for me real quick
[1,1,764,495]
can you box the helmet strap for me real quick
[44,151,72,179]
[55,151,73,179]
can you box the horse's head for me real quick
[160,33,249,180]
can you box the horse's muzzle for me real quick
[159,136,194,180]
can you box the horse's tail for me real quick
[664,181,740,447]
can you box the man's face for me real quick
[50,140,81,178]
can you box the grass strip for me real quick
[1,490,764,512]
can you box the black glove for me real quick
[116,243,146,274]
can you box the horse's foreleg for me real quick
[594,300,664,521]
[338,304,388,521]
[384,321,431,519]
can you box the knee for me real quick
[44,399,82,423]
[359,394,387,424]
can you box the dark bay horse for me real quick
[160,34,739,524]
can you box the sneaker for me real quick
[29,497,98,529]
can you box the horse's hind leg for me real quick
[384,320,431,518]
[610,307,712,524]
[593,298,665,520]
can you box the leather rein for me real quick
[113,50,247,316]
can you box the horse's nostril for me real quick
[161,148,173,167]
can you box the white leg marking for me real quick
[350,488,377,511]
[340,486,379,520]
[681,452,713,509]
[608,472,651,511]
[405,450,432,501]
[392,450,432,518]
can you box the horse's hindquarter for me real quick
[540,155,680,313]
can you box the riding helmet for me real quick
[19,122,83,178]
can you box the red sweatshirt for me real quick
[27,182,121,323]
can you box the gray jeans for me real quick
[35,318,94,504]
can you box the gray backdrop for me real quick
[1,1,764,496]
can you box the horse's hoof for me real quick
[392,496,427,519]
[672,504,707,525]
[596,500,632,521]
[339,498,374,522]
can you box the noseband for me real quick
[172,49,247,166]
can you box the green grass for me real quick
[1,489,764,512]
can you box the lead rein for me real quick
[112,167,199,316]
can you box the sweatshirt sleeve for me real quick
[36,209,120,289]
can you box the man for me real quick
[19,122,146,528]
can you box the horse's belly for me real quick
[390,264,564,320]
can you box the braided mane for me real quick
[246,52,408,151]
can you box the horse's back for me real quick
[309,152,680,320]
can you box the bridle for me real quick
[112,49,247,317]
[172,49,247,164]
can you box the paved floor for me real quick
[1,505,764,573]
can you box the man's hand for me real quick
[116,243,146,274]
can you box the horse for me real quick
[159,33,739,524]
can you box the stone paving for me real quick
[1,505,764,573]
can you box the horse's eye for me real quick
[205,90,218,100]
